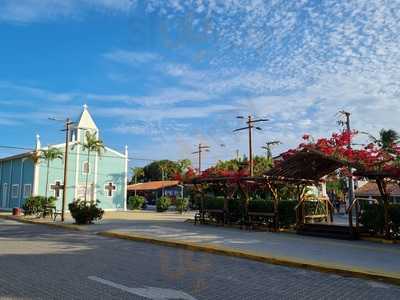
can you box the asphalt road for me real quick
[0,218,400,300]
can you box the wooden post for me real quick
[61,118,71,222]
[248,116,254,176]
[267,181,279,231]
[376,178,390,239]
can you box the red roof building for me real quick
[355,181,400,204]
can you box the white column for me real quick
[32,134,41,196]
[74,142,80,200]
[124,145,128,211]
[94,150,98,202]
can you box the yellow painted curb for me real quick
[98,231,400,286]
[361,236,398,245]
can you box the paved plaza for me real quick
[1,218,400,299]
[3,211,400,283]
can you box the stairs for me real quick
[297,223,359,240]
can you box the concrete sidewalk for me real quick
[2,211,400,284]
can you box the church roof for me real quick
[77,104,98,130]
[0,151,33,162]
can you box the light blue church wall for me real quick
[37,143,77,210]
[0,156,35,209]
[0,105,127,211]
[95,149,126,210]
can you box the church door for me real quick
[77,184,94,201]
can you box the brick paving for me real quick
[1,218,400,299]
[4,210,400,279]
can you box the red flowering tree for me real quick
[285,129,400,238]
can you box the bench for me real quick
[41,205,62,221]
[194,209,225,225]
[52,208,63,221]
[247,212,275,230]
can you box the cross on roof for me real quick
[51,181,64,198]
[105,182,116,197]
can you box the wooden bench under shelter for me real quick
[246,211,275,230]
[188,148,357,238]
[195,208,226,225]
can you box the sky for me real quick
[1,0,400,170]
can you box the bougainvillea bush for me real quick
[287,130,400,177]
[286,129,400,239]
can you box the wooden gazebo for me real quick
[188,149,349,235]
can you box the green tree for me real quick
[177,159,192,174]
[215,155,272,176]
[253,155,273,176]
[40,147,63,199]
[364,129,400,154]
[215,156,246,172]
[82,131,105,201]
[143,160,181,181]
[378,129,399,153]
[131,167,145,184]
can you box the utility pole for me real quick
[262,140,281,160]
[192,143,210,174]
[49,117,75,222]
[339,110,354,224]
[234,115,269,176]
[61,118,74,222]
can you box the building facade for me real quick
[0,105,128,211]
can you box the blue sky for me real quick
[1,0,400,169]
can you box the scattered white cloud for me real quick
[0,0,136,23]
[2,0,400,165]
[103,50,160,66]
[94,104,237,121]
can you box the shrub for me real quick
[389,205,400,237]
[128,195,145,210]
[278,200,297,228]
[176,197,189,213]
[205,196,224,210]
[68,199,104,224]
[359,203,385,235]
[22,196,56,216]
[248,200,274,213]
[156,196,171,212]
[360,203,400,237]
[22,196,43,215]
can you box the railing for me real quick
[346,197,379,231]
[295,196,333,225]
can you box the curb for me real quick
[361,236,398,245]
[98,231,400,286]
[0,215,84,231]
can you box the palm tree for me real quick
[131,167,144,184]
[40,147,63,199]
[363,129,399,153]
[82,131,105,202]
[378,129,399,152]
[131,167,144,196]
[177,159,192,174]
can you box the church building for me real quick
[0,105,128,211]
